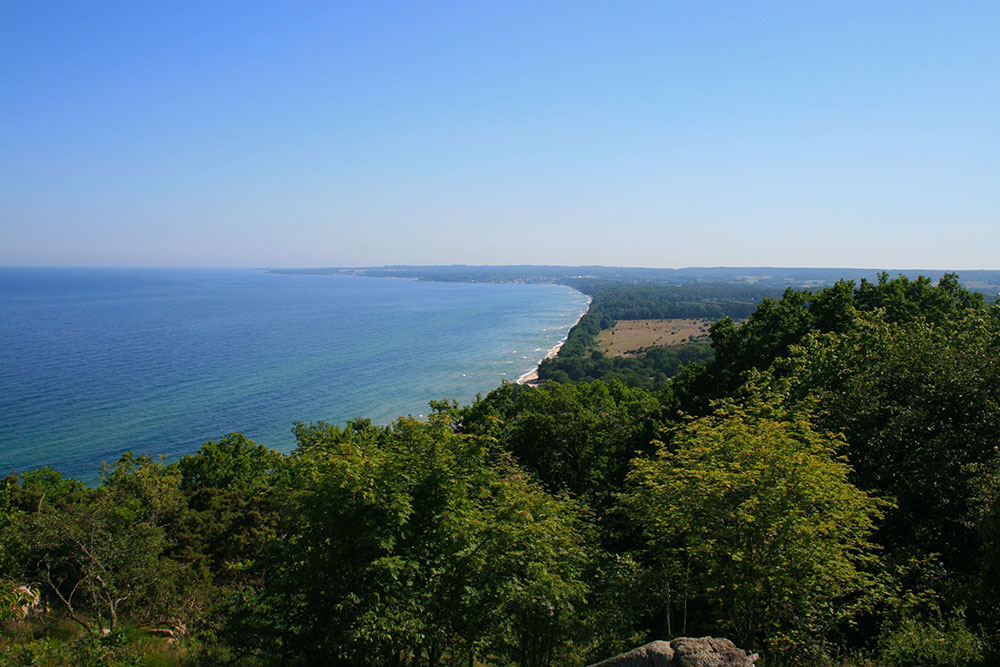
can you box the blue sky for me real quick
[2,1,997,269]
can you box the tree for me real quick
[457,381,664,516]
[767,311,1000,572]
[225,415,593,666]
[174,433,287,584]
[0,477,28,622]
[675,274,990,415]
[622,402,887,662]
[23,470,168,633]
[4,457,198,636]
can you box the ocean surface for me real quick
[0,268,589,484]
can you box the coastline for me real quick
[517,295,592,386]
[515,340,565,386]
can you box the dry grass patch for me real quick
[597,318,714,357]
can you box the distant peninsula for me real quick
[270,264,1000,295]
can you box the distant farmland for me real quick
[596,318,714,356]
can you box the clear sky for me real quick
[1,1,997,269]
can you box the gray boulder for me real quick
[588,637,758,667]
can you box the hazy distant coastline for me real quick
[271,265,1000,296]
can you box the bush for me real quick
[878,609,985,667]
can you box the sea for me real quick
[0,267,590,485]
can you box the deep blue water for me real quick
[0,268,589,484]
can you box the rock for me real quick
[672,637,757,667]
[589,637,758,667]
[588,640,675,667]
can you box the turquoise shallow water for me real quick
[0,268,589,484]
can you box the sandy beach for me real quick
[516,340,566,385]
[517,295,591,386]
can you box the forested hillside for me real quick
[275,265,1000,295]
[2,274,999,666]
[535,283,770,388]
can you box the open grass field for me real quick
[596,318,714,357]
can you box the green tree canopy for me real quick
[677,273,991,413]
[762,312,1000,560]
[622,402,888,662]
[226,415,593,666]
[457,381,665,516]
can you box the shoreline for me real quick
[515,340,565,386]
[517,295,592,386]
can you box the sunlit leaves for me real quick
[231,414,593,665]
[622,402,888,660]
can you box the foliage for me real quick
[878,609,985,667]
[764,312,1000,571]
[622,402,888,662]
[173,433,287,585]
[224,415,593,666]
[586,284,777,321]
[0,632,145,667]
[457,380,665,515]
[16,458,184,634]
[538,343,713,390]
[0,481,27,623]
[676,273,992,412]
